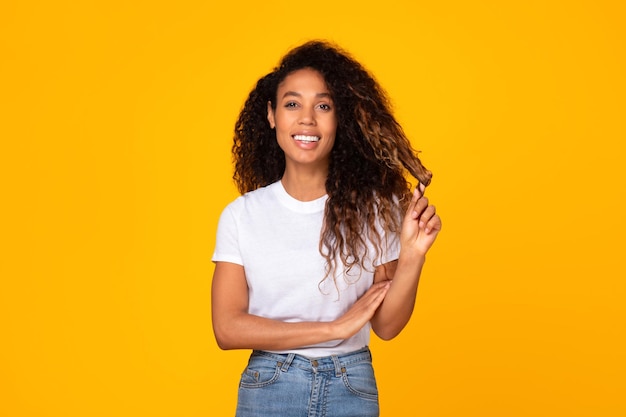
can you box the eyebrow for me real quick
[281,91,332,100]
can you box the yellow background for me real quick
[2,1,625,416]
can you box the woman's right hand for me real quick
[330,280,391,340]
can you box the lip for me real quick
[292,134,320,143]
[292,130,321,137]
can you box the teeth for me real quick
[293,135,320,143]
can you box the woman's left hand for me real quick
[400,184,442,258]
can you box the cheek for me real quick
[327,127,338,141]
[275,115,296,132]
[328,115,338,135]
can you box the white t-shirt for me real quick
[212,180,400,357]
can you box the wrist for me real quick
[398,249,426,265]
[325,320,342,340]
[397,250,426,278]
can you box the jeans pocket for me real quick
[239,358,281,389]
[341,361,379,399]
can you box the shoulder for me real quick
[220,182,280,217]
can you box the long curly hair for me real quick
[232,40,432,283]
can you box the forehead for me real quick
[277,68,330,94]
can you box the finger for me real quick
[370,280,391,290]
[413,195,429,219]
[368,280,391,297]
[358,281,389,301]
[418,205,436,229]
[365,283,390,311]
[406,192,419,220]
[424,214,442,234]
[351,282,389,315]
[407,189,428,220]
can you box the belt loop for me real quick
[280,353,295,372]
[331,355,343,377]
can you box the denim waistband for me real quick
[250,347,372,377]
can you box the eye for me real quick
[284,101,299,109]
[317,103,333,111]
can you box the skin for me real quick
[212,68,442,350]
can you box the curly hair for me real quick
[232,40,432,284]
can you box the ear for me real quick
[267,101,276,129]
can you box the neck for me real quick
[281,167,328,201]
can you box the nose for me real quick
[298,106,316,125]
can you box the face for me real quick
[267,68,337,172]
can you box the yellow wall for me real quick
[2,1,625,415]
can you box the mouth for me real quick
[293,134,320,144]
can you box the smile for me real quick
[293,135,320,143]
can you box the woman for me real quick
[212,40,441,416]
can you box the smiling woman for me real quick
[268,68,337,192]
[211,40,442,417]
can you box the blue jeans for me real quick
[235,347,379,417]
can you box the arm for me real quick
[370,185,442,340]
[211,261,391,350]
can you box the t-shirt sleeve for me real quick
[212,200,244,265]
[379,230,401,265]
